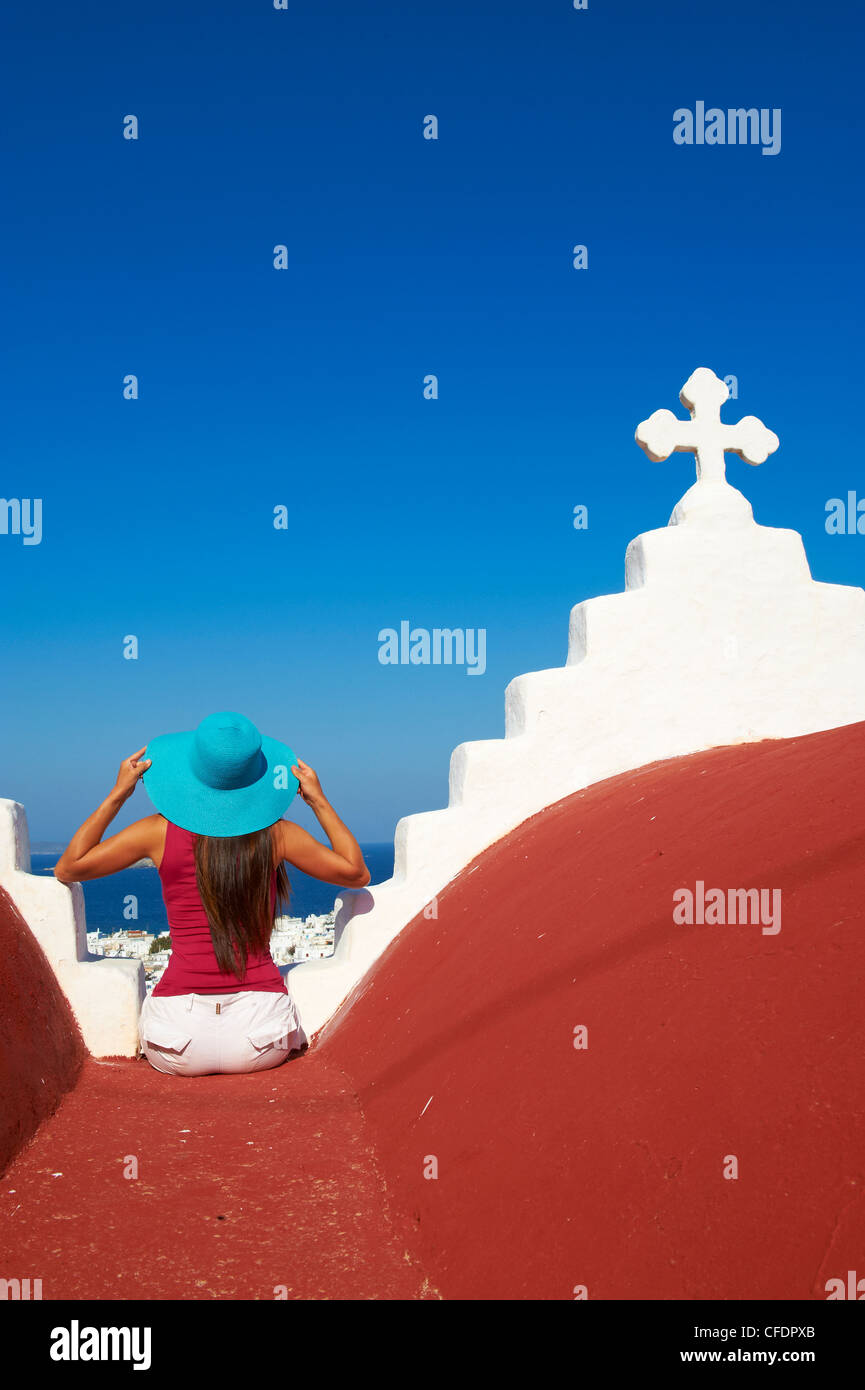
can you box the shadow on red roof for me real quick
[0,887,86,1176]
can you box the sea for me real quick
[31,844,395,938]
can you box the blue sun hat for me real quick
[141,711,300,837]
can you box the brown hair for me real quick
[193,823,290,980]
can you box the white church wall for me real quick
[0,799,144,1058]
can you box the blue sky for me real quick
[2,0,863,842]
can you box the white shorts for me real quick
[138,988,307,1077]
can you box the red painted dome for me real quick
[318,721,865,1299]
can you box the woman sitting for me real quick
[54,710,370,1077]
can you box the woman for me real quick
[54,711,370,1077]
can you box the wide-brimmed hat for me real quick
[141,711,299,837]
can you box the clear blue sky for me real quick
[2,0,863,843]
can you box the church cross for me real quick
[635,368,779,485]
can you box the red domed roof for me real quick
[2,720,864,1299]
[318,721,865,1299]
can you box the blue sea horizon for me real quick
[31,845,396,937]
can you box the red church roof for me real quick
[2,721,864,1298]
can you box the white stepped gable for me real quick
[290,366,865,1039]
[0,799,143,1057]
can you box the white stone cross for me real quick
[635,367,779,486]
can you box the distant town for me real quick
[87,913,336,994]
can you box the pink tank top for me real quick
[151,820,287,997]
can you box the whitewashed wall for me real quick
[0,799,143,1057]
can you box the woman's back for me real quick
[151,819,287,998]
[53,712,369,1075]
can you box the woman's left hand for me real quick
[113,747,151,802]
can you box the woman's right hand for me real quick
[291,758,325,808]
[113,746,151,803]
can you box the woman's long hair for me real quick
[193,823,290,980]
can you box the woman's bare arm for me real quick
[275,759,370,888]
[54,746,161,883]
